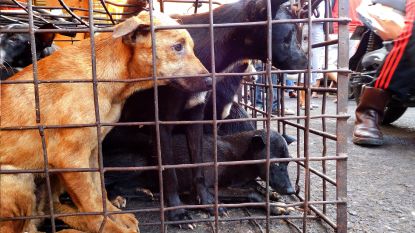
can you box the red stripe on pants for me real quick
[375,0,415,89]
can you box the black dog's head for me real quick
[0,24,56,78]
[271,5,307,70]
[250,129,295,195]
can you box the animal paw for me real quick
[198,190,227,217]
[270,202,294,216]
[87,215,139,233]
[112,195,127,208]
[205,205,227,217]
[168,209,195,230]
[135,188,155,201]
[109,211,139,232]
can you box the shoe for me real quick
[300,104,318,110]
[300,105,311,110]
[352,86,390,146]
[272,108,295,115]
[283,108,295,115]
[255,104,263,110]
[288,91,297,98]
[312,92,319,98]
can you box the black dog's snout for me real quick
[204,77,213,88]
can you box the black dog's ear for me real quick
[247,0,288,21]
[39,23,76,38]
[35,24,56,48]
[252,134,266,150]
[282,134,296,145]
[113,17,150,46]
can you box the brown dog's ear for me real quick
[113,17,150,45]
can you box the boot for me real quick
[352,86,391,146]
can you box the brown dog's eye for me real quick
[173,43,183,52]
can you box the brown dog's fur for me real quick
[0,11,208,233]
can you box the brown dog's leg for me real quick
[57,230,86,233]
[0,166,37,233]
[89,148,138,229]
[57,171,138,233]
[299,86,305,108]
[54,202,89,231]
[48,144,138,233]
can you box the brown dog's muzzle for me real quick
[192,65,212,92]
[170,72,212,93]
[177,61,212,92]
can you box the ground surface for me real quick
[343,100,415,233]
[124,95,415,233]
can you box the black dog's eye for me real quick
[8,38,17,44]
[173,43,183,52]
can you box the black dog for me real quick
[103,0,306,223]
[105,129,294,204]
[0,24,57,80]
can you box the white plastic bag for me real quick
[357,0,406,40]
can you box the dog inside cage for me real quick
[0,0,348,232]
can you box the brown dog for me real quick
[0,11,210,233]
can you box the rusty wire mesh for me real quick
[0,0,349,232]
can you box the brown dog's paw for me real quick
[111,212,139,232]
[112,196,127,208]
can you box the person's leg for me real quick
[352,85,391,145]
[327,33,341,103]
[353,6,415,146]
[327,72,338,102]
[311,23,325,98]
[312,79,320,98]
[285,78,294,89]
[255,75,264,109]
[285,78,297,98]
[271,74,295,115]
[271,74,279,112]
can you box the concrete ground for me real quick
[342,99,415,233]
[279,95,415,233]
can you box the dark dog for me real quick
[103,0,306,223]
[202,4,304,142]
[212,101,298,146]
[175,129,295,195]
[177,1,307,72]
[0,24,57,80]
[105,129,294,205]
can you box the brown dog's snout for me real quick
[189,59,212,91]
[189,76,212,92]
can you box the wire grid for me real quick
[0,0,349,232]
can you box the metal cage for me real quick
[0,0,349,232]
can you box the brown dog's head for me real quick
[113,11,212,92]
